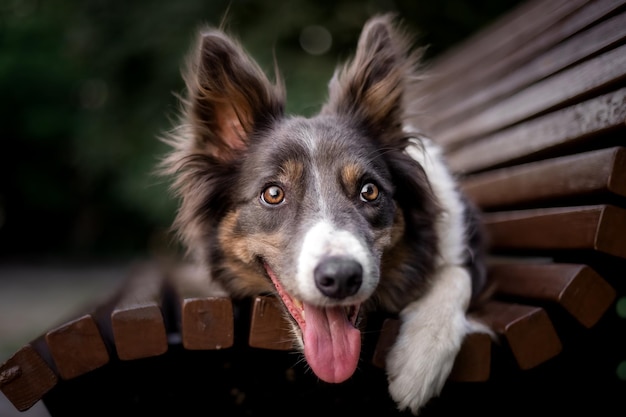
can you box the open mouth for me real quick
[263,262,362,383]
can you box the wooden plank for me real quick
[420,0,588,97]
[489,263,616,328]
[182,297,233,350]
[370,319,492,382]
[0,345,57,412]
[422,0,622,119]
[447,87,626,174]
[596,204,626,259]
[448,332,492,382]
[437,43,626,147]
[45,315,109,380]
[462,147,626,209]
[248,296,295,350]
[427,9,626,132]
[483,205,626,259]
[110,262,168,360]
[166,263,234,350]
[473,301,562,370]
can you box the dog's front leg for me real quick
[386,265,477,415]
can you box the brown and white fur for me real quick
[160,14,488,415]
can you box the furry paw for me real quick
[386,313,465,414]
[385,266,475,415]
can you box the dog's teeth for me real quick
[344,306,359,324]
[293,298,303,311]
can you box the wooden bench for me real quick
[2,0,625,414]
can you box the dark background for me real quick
[0,0,524,263]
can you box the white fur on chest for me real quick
[404,136,467,267]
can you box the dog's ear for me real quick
[183,29,285,161]
[322,15,420,136]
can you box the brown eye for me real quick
[360,183,379,202]
[261,185,285,205]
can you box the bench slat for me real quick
[427,9,626,132]
[0,345,57,412]
[447,87,626,174]
[248,296,296,350]
[110,262,168,360]
[166,264,234,350]
[489,262,616,328]
[484,205,626,258]
[437,43,626,147]
[462,147,626,209]
[447,332,492,382]
[44,315,109,380]
[420,0,588,98]
[181,298,233,350]
[473,301,562,370]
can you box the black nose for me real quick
[314,256,363,299]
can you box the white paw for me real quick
[385,266,474,415]
[386,312,466,414]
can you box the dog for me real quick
[159,14,488,415]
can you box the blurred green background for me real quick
[0,0,523,263]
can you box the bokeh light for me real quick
[300,25,333,55]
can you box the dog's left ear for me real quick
[322,15,420,137]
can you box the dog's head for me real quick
[161,15,438,383]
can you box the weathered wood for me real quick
[484,205,626,258]
[110,262,168,360]
[180,297,233,350]
[473,301,562,370]
[45,315,109,380]
[167,264,234,350]
[420,0,588,99]
[0,345,57,412]
[437,44,626,147]
[248,296,295,350]
[447,88,626,174]
[426,9,626,132]
[488,263,616,328]
[462,147,626,209]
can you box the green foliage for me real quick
[0,0,522,259]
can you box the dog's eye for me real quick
[261,185,285,205]
[360,183,379,202]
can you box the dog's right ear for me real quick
[183,29,285,161]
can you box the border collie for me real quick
[160,14,487,415]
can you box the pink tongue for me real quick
[303,303,361,383]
